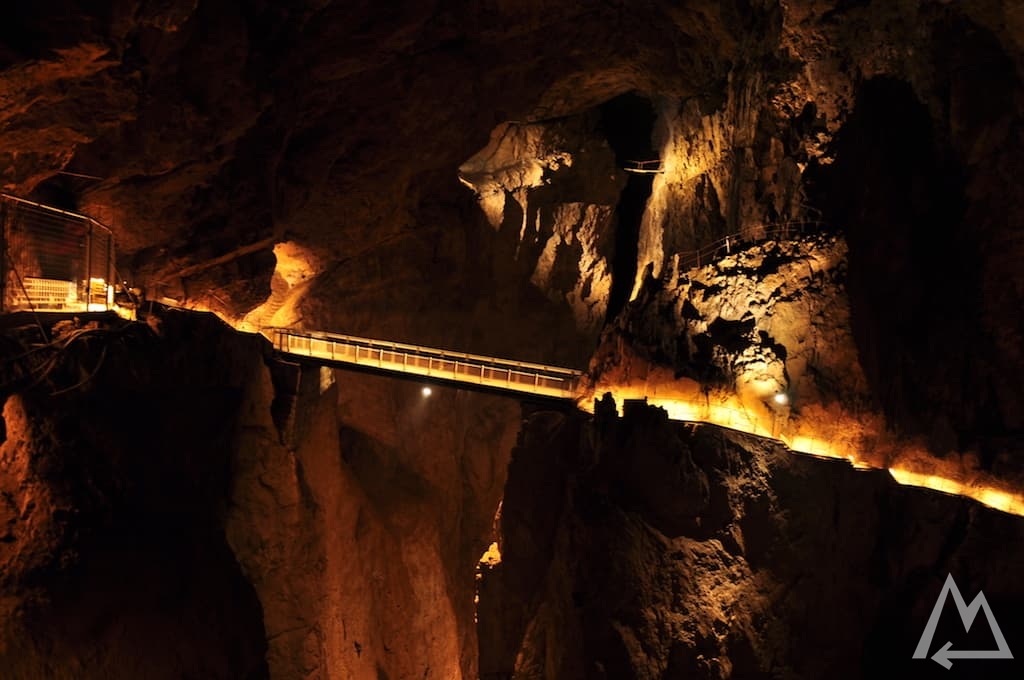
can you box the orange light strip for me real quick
[580,390,1024,517]
[150,296,1024,519]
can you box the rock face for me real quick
[227,364,521,680]
[2,0,1019,466]
[0,313,521,680]
[0,313,269,679]
[1,1,1021,464]
[589,232,860,423]
[812,73,1024,478]
[479,400,1024,679]
[458,117,621,336]
[1,0,1023,678]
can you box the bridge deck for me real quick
[264,327,583,400]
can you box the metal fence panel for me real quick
[0,195,115,312]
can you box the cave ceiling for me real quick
[2,0,1023,424]
[2,1,1016,305]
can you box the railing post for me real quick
[108,226,113,308]
[83,221,91,307]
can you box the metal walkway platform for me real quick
[263,327,583,400]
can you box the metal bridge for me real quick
[264,327,584,400]
[622,159,664,174]
[0,193,828,404]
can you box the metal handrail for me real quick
[0,193,114,237]
[265,327,583,380]
[0,194,116,313]
[674,220,828,272]
[623,159,664,173]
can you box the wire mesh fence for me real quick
[0,194,115,313]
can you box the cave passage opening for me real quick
[599,92,657,322]
[807,76,975,456]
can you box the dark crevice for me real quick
[599,93,657,323]
[805,76,971,453]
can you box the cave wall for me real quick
[0,1,1023,678]
[457,115,622,341]
[0,312,523,680]
[2,1,1021,449]
[226,363,522,679]
[480,401,1024,679]
[0,313,269,679]
[811,61,1024,472]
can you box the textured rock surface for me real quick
[0,313,521,679]
[1,1,1021,452]
[589,232,860,418]
[1,0,1019,455]
[227,365,521,680]
[0,0,1023,678]
[0,313,269,679]
[459,118,621,335]
[479,401,1024,679]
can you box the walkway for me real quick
[674,221,825,270]
[4,193,1022,516]
[265,327,583,400]
[622,159,664,174]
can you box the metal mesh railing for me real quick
[0,194,115,313]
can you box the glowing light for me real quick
[888,467,1024,515]
[784,435,841,460]
[478,541,502,567]
[652,399,702,422]
[127,282,1024,520]
[584,385,1024,518]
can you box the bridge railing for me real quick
[623,159,664,173]
[0,194,115,313]
[265,327,583,399]
[674,221,827,272]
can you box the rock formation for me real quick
[479,400,1024,679]
[0,0,1022,678]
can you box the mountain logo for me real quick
[913,574,1014,669]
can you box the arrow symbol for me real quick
[931,641,1014,669]
[914,575,1014,670]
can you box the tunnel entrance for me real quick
[599,93,657,322]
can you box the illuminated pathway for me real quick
[264,326,582,400]
[2,192,1018,517]
[264,324,1024,517]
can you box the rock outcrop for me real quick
[0,0,1022,678]
[0,312,521,679]
[0,313,269,679]
[479,400,1024,679]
